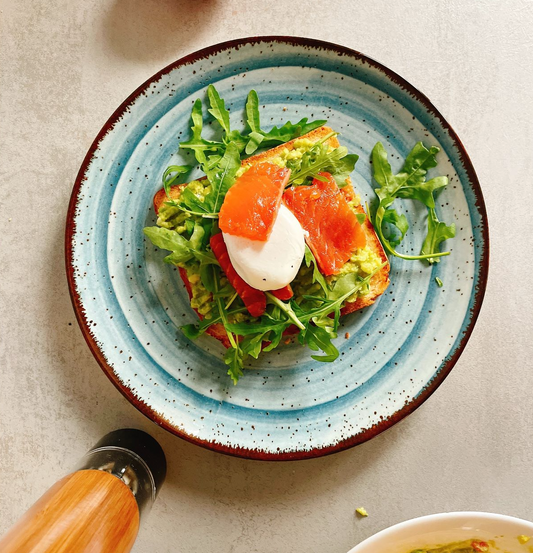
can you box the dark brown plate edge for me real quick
[65,35,489,461]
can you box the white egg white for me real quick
[223,204,306,291]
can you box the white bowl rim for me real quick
[348,511,533,552]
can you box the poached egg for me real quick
[223,204,306,291]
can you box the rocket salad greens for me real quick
[143,85,454,383]
[370,142,456,263]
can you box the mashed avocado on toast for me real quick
[144,85,453,383]
[155,172,383,321]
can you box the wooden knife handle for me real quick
[0,470,140,553]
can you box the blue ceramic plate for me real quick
[66,37,488,460]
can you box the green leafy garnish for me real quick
[207,85,231,135]
[288,137,359,187]
[300,324,339,362]
[380,208,408,247]
[171,87,330,220]
[244,90,264,154]
[370,142,455,262]
[265,292,306,330]
[162,165,192,207]
[181,304,248,341]
[145,85,441,384]
[304,246,328,295]
[143,224,218,267]
[179,98,222,165]
[145,85,355,382]
[218,264,385,376]
[243,89,327,155]
[258,119,328,151]
[203,142,241,213]
[435,277,444,287]
[421,208,456,264]
[208,265,243,384]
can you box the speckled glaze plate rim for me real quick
[65,36,489,461]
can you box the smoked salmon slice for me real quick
[219,162,290,241]
[283,172,366,276]
[210,232,266,317]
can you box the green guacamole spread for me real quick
[155,140,382,321]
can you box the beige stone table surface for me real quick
[1,1,533,551]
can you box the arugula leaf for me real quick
[181,305,248,340]
[306,294,339,336]
[182,315,219,340]
[205,86,249,154]
[370,142,454,263]
[225,130,248,153]
[206,263,244,384]
[167,87,335,223]
[420,208,456,263]
[304,246,328,295]
[143,227,193,263]
[301,325,339,362]
[207,84,231,135]
[180,99,222,165]
[162,165,192,206]
[245,117,328,155]
[396,176,448,209]
[143,225,218,267]
[206,154,222,170]
[289,142,358,187]
[245,131,265,155]
[200,263,216,293]
[213,284,234,299]
[181,323,203,340]
[226,319,287,336]
[224,346,244,384]
[222,264,384,376]
[177,142,241,219]
[261,325,286,352]
[372,142,396,197]
[180,262,245,383]
[298,268,383,361]
[265,292,305,330]
[178,185,212,215]
[203,141,241,213]
[188,222,205,250]
[184,219,195,234]
[240,333,265,359]
[260,118,327,148]
[300,266,383,323]
[243,89,326,155]
[328,272,362,301]
[161,251,191,264]
[226,312,290,355]
[382,208,409,247]
[245,89,261,133]
[374,141,440,200]
[330,154,360,188]
[191,249,219,266]
[395,142,439,187]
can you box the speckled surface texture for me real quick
[1,0,532,551]
[66,36,487,460]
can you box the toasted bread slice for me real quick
[154,126,390,348]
